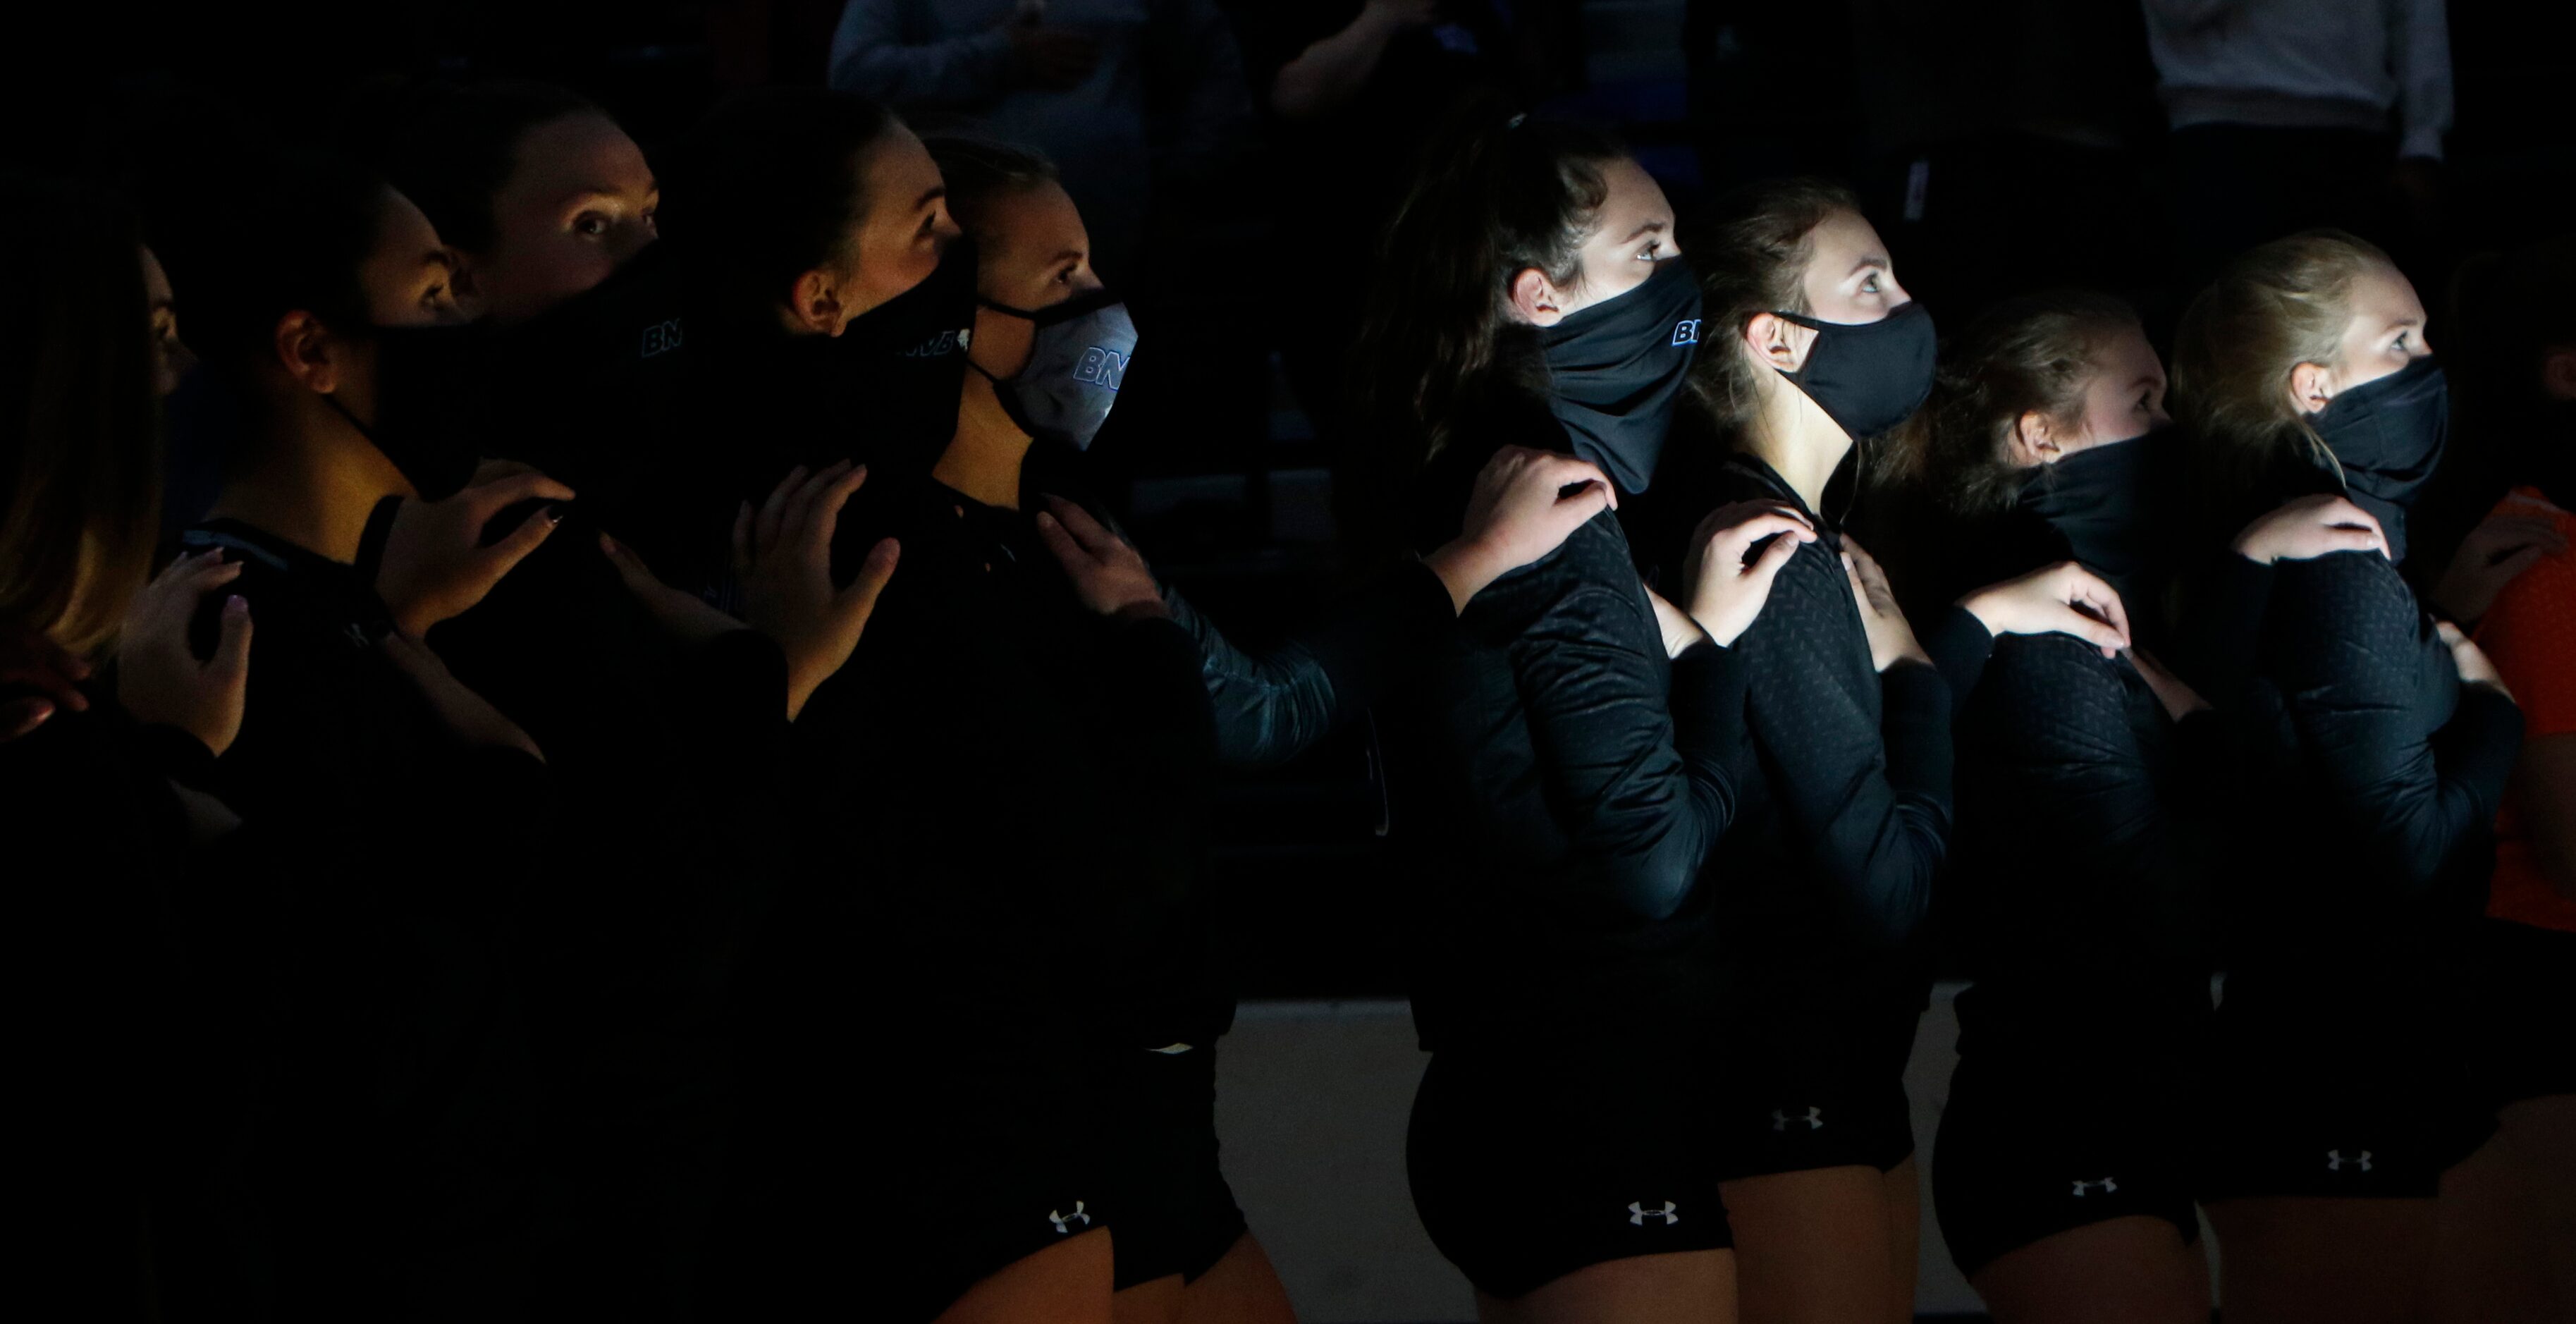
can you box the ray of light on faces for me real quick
[313,190,470,426]
[1740,209,1913,378]
[362,190,472,330]
[966,178,1099,380]
[2292,262,2433,413]
[1512,156,1679,325]
[813,124,962,336]
[2016,325,2171,465]
[475,112,658,324]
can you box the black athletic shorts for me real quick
[2197,976,2494,1203]
[2468,919,2576,1109]
[1712,995,1921,1180]
[709,1039,1111,1323]
[1098,1041,1248,1289]
[1408,1032,1734,1299]
[1933,1051,2201,1280]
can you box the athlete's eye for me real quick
[575,212,611,238]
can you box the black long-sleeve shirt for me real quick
[424,523,793,1040]
[2176,548,2522,974]
[1383,407,1750,1053]
[2267,553,2522,903]
[0,696,263,1318]
[1682,455,1975,1024]
[775,468,1222,1058]
[176,518,556,1318]
[1164,557,1456,769]
[1949,633,2243,1064]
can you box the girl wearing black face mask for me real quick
[2171,231,2524,1324]
[1351,115,1818,1323]
[1671,181,2134,1324]
[151,153,572,1316]
[349,79,921,1318]
[1889,292,2250,1324]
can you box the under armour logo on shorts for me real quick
[1629,1201,1679,1226]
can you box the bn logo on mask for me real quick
[640,317,684,358]
[1671,319,1702,348]
[1074,345,1129,391]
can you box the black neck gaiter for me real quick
[2018,427,2185,621]
[1538,257,1705,494]
[2310,355,2448,565]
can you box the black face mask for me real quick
[1538,257,1704,493]
[795,240,980,476]
[324,321,491,501]
[2018,427,2185,615]
[479,243,692,489]
[969,288,1138,452]
[2311,355,2447,564]
[840,235,979,362]
[1776,300,1937,441]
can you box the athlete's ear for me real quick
[2288,360,2336,415]
[2541,345,2576,401]
[272,309,342,395]
[787,268,845,336]
[1510,267,1566,327]
[1744,311,1809,374]
[2009,410,2064,465]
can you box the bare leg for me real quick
[1176,1233,1298,1324]
[2206,1196,2434,1324]
[1113,1272,1184,1324]
[1879,1156,1919,1324]
[2434,1126,2547,1324]
[1968,1215,2210,1324]
[938,1229,1117,1324]
[1722,1166,1896,1324]
[2494,1096,2576,1318]
[1476,1249,1737,1324]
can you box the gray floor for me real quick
[1213,986,2221,1322]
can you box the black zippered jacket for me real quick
[1382,403,1750,1054]
[1690,455,1980,1022]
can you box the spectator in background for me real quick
[1841,1,2164,333]
[2145,0,2453,288]
[826,0,1253,286]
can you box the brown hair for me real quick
[1890,289,2142,513]
[1351,111,1627,475]
[1683,177,1862,432]
[920,134,1060,244]
[2171,229,2392,501]
[0,177,161,656]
